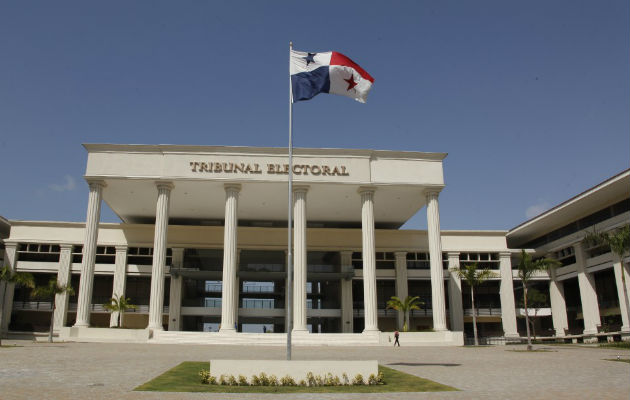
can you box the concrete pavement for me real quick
[0,340,628,399]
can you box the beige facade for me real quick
[1,145,628,345]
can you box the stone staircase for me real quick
[150,330,381,346]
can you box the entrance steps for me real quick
[150,330,381,346]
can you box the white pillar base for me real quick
[583,334,598,344]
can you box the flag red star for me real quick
[344,74,357,91]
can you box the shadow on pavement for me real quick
[387,362,461,367]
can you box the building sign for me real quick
[189,161,349,176]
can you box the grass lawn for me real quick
[604,358,630,364]
[599,342,630,349]
[135,362,458,393]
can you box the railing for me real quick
[464,307,501,316]
[240,263,284,272]
[204,283,222,292]
[241,299,275,309]
[242,285,275,293]
[204,299,221,308]
[14,302,168,314]
[352,308,436,316]
[308,264,337,273]
[13,301,53,311]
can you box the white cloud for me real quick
[49,175,76,192]
[525,201,550,219]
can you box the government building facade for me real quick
[0,144,628,345]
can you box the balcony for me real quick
[12,301,169,314]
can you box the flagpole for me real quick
[286,41,294,361]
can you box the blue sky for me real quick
[1,1,628,231]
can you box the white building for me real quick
[0,144,628,345]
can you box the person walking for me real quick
[394,330,400,347]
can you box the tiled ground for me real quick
[0,340,628,399]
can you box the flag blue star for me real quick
[303,53,316,66]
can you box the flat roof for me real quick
[83,144,448,228]
[507,169,630,246]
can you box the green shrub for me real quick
[306,371,316,386]
[259,372,269,386]
[280,375,296,386]
[352,374,364,385]
[198,369,211,384]
[226,370,382,387]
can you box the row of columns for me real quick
[3,176,626,339]
[68,179,449,334]
[549,241,630,337]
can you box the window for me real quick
[406,253,430,269]
[17,243,61,262]
[350,252,395,269]
[459,253,500,269]
[375,252,395,269]
[95,246,116,264]
[128,247,173,266]
[554,246,576,267]
[72,246,83,264]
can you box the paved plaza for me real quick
[0,340,628,399]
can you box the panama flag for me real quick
[290,50,374,103]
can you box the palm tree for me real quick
[31,278,74,343]
[584,225,630,331]
[0,266,35,346]
[522,288,547,341]
[517,250,561,351]
[386,295,423,332]
[103,295,136,328]
[452,263,497,346]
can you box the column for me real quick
[394,252,408,330]
[548,264,569,337]
[359,187,378,332]
[426,190,447,331]
[233,249,241,329]
[74,179,106,328]
[168,248,184,331]
[220,184,240,333]
[612,260,630,334]
[147,181,174,331]
[574,242,601,335]
[499,252,519,337]
[340,251,354,333]
[53,244,73,332]
[293,186,309,332]
[108,246,128,327]
[447,252,464,332]
[0,243,18,335]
